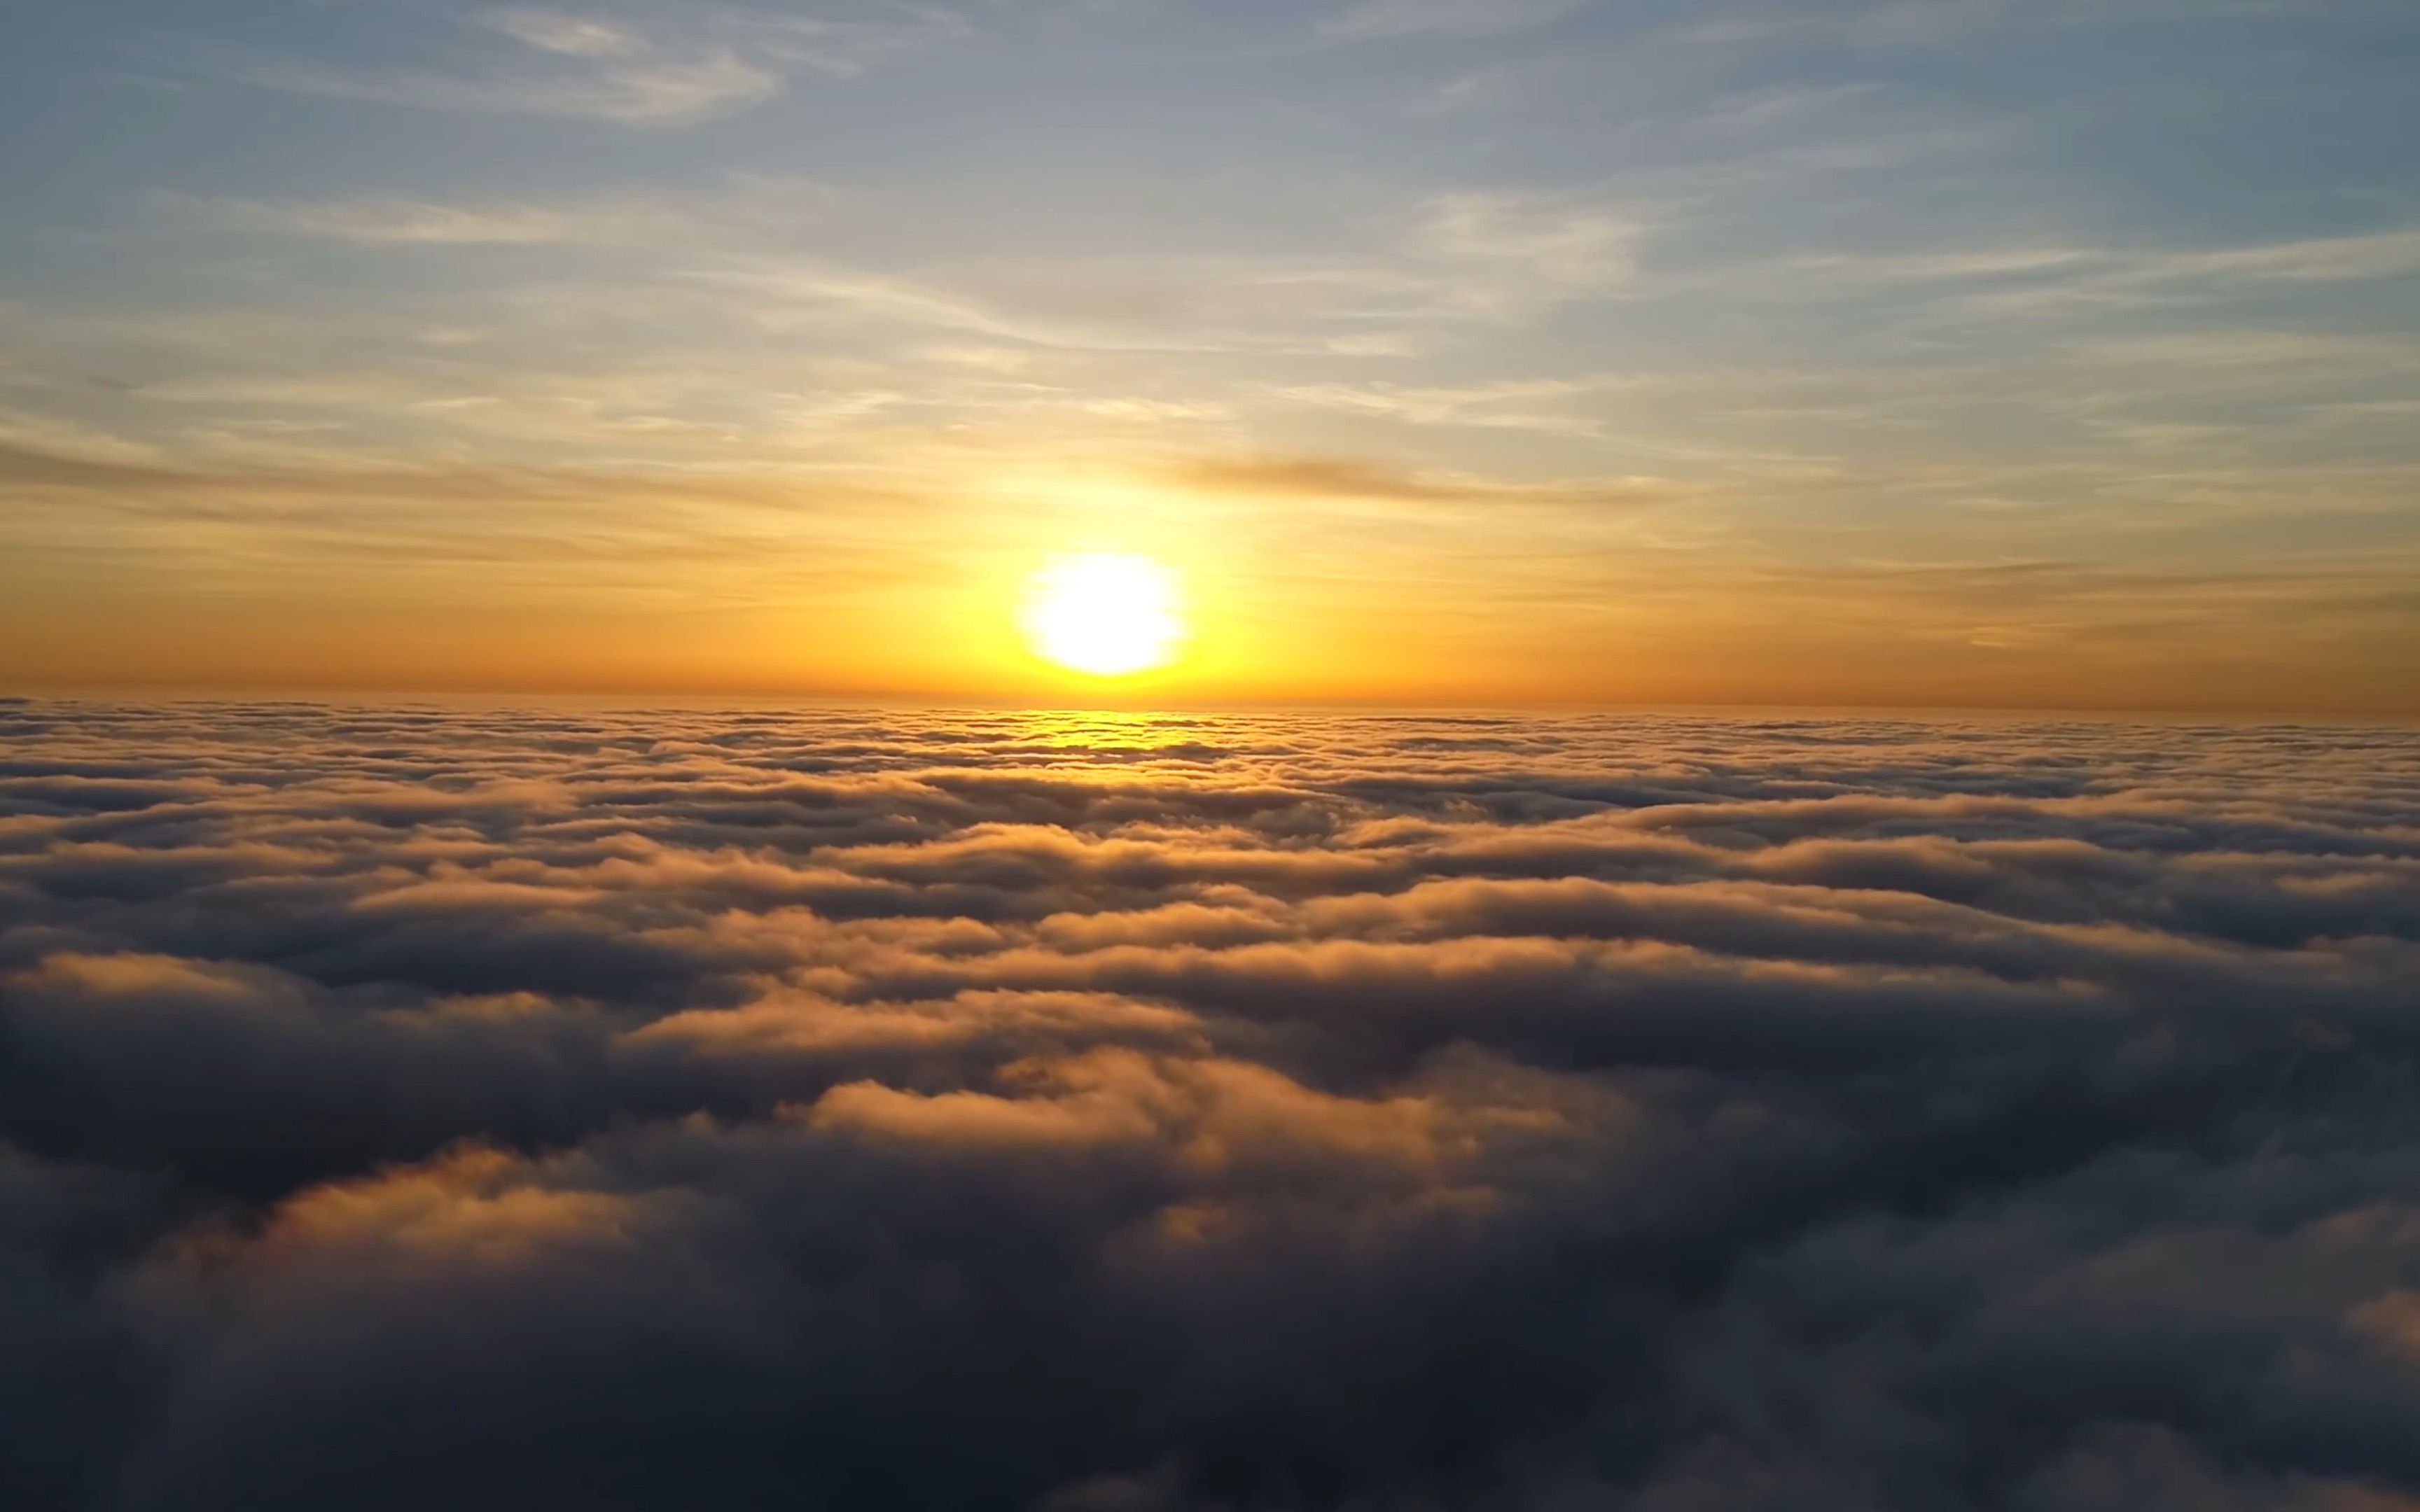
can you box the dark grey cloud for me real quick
[2,701,2419,1509]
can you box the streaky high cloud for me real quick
[1325,0,1599,41]
[229,2,961,122]
[3,701,2419,1508]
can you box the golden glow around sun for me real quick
[1020,552,1185,677]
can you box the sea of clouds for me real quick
[3,699,2419,1511]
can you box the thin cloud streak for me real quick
[1323,0,1600,40]
[223,2,966,122]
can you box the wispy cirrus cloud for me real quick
[161,179,1646,360]
[189,176,840,247]
[212,197,688,246]
[232,3,966,124]
[1267,375,1622,436]
[616,190,1649,354]
[1171,451,1699,510]
[1411,192,1643,297]
[1323,0,1599,41]
[1676,0,2389,49]
[1769,227,2420,303]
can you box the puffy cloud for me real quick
[2,700,2418,1508]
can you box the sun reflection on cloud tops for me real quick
[1020,553,1186,678]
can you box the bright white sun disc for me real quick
[1021,553,1185,677]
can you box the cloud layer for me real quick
[3,701,2419,1508]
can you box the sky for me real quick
[2,0,2417,711]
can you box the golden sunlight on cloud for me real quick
[1019,552,1187,678]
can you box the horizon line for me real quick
[9,682,2415,728]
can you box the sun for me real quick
[1020,552,1185,677]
